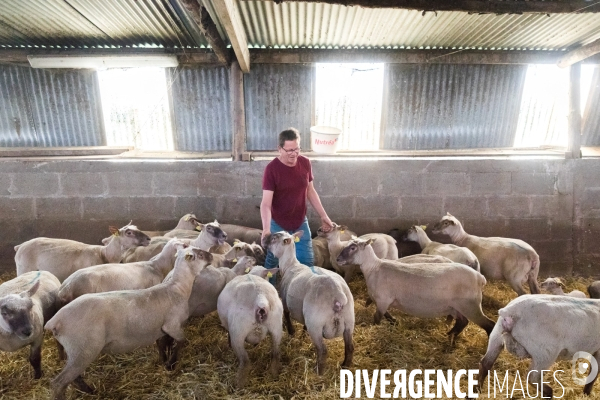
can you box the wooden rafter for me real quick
[272,0,600,14]
[211,0,250,72]
[558,38,600,68]
[178,0,231,65]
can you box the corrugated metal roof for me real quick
[0,0,206,48]
[583,66,600,146]
[382,63,527,150]
[236,1,600,51]
[170,65,232,151]
[1,1,600,51]
[244,63,312,150]
[0,65,105,146]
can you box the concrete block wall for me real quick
[0,158,598,277]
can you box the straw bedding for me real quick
[0,271,597,400]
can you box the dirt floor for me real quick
[0,272,597,400]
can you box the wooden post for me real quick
[567,62,582,159]
[230,61,246,161]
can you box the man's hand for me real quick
[320,216,334,233]
[261,230,271,249]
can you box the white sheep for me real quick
[121,220,228,263]
[217,265,283,388]
[144,213,201,237]
[336,237,495,345]
[223,240,266,265]
[317,223,398,281]
[264,231,354,374]
[15,224,151,282]
[540,277,587,298]
[479,294,600,397]
[163,255,257,318]
[45,247,213,400]
[432,213,540,296]
[56,238,188,307]
[404,225,480,271]
[0,271,60,379]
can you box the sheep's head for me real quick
[0,281,39,339]
[336,237,373,265]
[163,238,188,257]
[316,223,345,239]
[108,223,151,248]
[250,242,266,264]
[204,220,228,245]
[540,277,566,292]
[403,225,426,242]
[224,240,254,261]
[248,265,279,280]
[176,246,213,274]
[177,213,201,231]
[263,231,302,258]
[431,213,462,235]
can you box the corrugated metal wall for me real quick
[382,64,527,150]
[583,67,600,146]
[170,66,232,151]
[244,64,312,151]
[0,65,104,147]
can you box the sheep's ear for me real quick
[184,215,190,221]
[195,223,203,232]
[420,225,427,230]
[23,281,40,298]
[365,238,374,246]
[283,238,292,245]
[339,225,348,231]
[266,268,279,279]
[293,230,304,239]
[213,219,218,224]
[351,235,358,240]
[556,279,566,288]
[234,239,240,244]
[446,212,452,216]
[109,226,120,236]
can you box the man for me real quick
[261,127,334,270]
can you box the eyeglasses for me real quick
[280,147,301,155]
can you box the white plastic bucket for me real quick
[310,126,342,154]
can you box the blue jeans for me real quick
[264,217,314,275]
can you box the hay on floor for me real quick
[0,271,597,399]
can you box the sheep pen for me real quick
[0,271,597,400]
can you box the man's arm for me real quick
[260,189,274,246]
[306,181,333,232]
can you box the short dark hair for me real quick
[278,128,300,148]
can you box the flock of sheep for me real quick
[1,212,600,398]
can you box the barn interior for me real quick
[1,1,600,398]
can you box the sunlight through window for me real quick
[315,63,384,151]
[98,68,174,151]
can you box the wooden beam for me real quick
[558,38,600,68]
[272,0,600,14]
[567,63,582,159]
[4,48,600,67]
[230,61,247,161]
[212,0,251,72]
[177,0,231,65]
[0,147,131,157]
[250,48,600,65]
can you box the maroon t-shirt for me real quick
[262,155,314,231]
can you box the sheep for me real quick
[0,271,60,379]
[479,294,600,397]
[404,225,480,271]
[173,256,258,318]
[15,223,151,283]
[220,224,263,246]
[121,220,229,263]
[540,277,587,298]
[589,281,600,299]
[217,265,283,388]
[311,228,358,270]
[56,238,188,307]
[398,254,454,264]
[336,237,495,345]
[45,247,213,400]
[317,223,398,281]
[263,231,354,374]
[144,213,201,237]
[432,213,540,296]
[223,239,266,265]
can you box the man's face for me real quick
[279,139,301,164]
